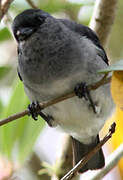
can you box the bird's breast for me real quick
[43,89,113,144]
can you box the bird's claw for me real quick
[74,82,88,100]
[74,82,96,113]
[28,101,54,126]
[28,101,41,120]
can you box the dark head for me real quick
[12,9,50,42]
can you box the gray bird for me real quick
[12,9,114,173]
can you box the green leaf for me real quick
[98,60,123,73]
[0,80,45,163]
[0,81,29,157]
[0,28,12,41]
[17,116,45,164]
[0,66,11,80]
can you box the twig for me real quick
[0,74,111,127]
[87,74,110,91]
[0,0,14,21]
[60,122,116,180]
[89,0,118,46]
[25,0,38,9]
[89,143,123,180]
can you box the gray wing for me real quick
[59,19,109,65]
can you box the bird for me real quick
[12,9,114,173]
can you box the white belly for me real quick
[43,88,114,144]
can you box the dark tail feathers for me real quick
[71,135,105,173]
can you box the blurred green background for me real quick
[0,0,123,179]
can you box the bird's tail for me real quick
[71,135,105,173]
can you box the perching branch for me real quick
[89,0,118,46]
[60,122,116,180]
[0,74,111,127]
[0,0,14,21]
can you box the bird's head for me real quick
[12,9,50,42]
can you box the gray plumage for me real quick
[12,9,114,172]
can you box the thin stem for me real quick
[0,0,14,21]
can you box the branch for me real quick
[89,0,118,46]
[0,74,111,127]
[25,0,38,9]
[0,0,14,21]
[89,143,123,180]
[60,122,116,180]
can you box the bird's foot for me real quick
[74,82,96,113]
[28,101,40,120]
[28,101,54,126]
